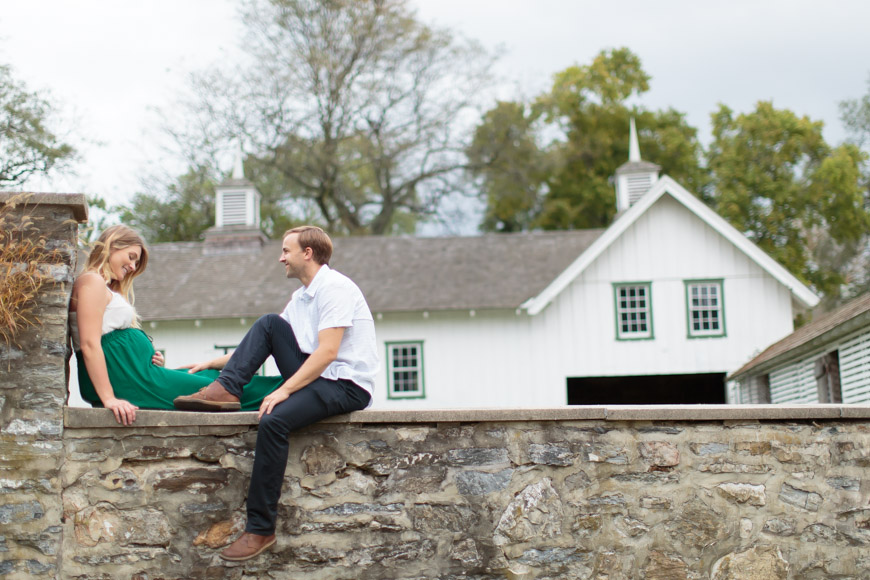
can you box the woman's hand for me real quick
[179,361,210,374]
[180,353,231,374]
[104,397,138,426]
[151,351,165,367]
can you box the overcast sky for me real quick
[2,0,869,215]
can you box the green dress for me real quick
[77,327,283,411]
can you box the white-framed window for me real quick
[685,280,725,338]
[386,341,425,399]
[613,283,653,340]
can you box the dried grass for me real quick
[0,193,65,347]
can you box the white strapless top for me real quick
[70,291,137,352]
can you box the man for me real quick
[173,226,377,561]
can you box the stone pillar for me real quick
[0,193,87,578]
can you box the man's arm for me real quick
[258,326,345,419]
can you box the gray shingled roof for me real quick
[730,293,870,379]
[133,230,604,321]
[615,160,661,175]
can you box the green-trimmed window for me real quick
[685,280,725,338]
[386,342,425,399]
[614,283,653,340]
[215,344,266,375]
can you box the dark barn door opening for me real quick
[567,373,727,405]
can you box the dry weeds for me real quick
[0,193,65,347]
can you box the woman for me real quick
[70,225,282,425]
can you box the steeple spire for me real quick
[232,139,245,180]
[613,118,661,212]
[628,117,641,162]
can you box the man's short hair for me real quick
[284,226,333,265]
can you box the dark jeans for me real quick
[217,314,371,534]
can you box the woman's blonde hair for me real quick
[83,225,149,305]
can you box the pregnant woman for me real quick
[69,225,281,424]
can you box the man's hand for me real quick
[256,327,345,420]
[151,351,165,367]
[104,397,138,426]
[258,386,291,420]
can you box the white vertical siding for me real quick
[839,331,870,403]
[545,194,796,379]
[374,310,548,409]
[769,359,817,404]
[729,378,767,404]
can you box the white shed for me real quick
[728,293,870,405]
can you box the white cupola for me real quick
[215,146,261,228]
[614,118,661,212]
[203,144,268,254]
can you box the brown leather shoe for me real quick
[173,381,241,412]
[219,532,276,561]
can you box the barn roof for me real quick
[134,229,605,321]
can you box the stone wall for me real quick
[0,193,86,579]
[60,406,870,580]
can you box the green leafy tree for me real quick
[165,0,496,236]
[119,166,218,243]
[466,101,549,232]
[840,74,870,149]
[468,48,706,232]
[836,74,870,303]
[707,101,869,300]
[0,64,75,187]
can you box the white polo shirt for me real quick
[279,265,378,404]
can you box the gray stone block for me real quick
[455,468,513,496]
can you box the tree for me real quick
[466,101,550,232]
[165,0,495,236]
[707,101,869,300]
[119,166,218,243]
[468,48,706,232]
[836,73,870,303]
[840,74,870,149]
[0,64,75,187]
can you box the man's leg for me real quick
[220,378,370,560]
[174,314,305,411]
[217,314,307,397]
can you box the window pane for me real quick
[389,343,423,396]
[687,282,723,337]
[615,284,652,338]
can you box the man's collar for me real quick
[301,264,330,300]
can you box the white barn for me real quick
[69,126,819,409]
[728,293,870,405]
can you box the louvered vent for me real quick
[221,192,247,225]
[769,358,817,403]
[627,174,653,204]
[839,332,870,403]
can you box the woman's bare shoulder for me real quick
[75,271,106,287]
[72,272,111,308]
